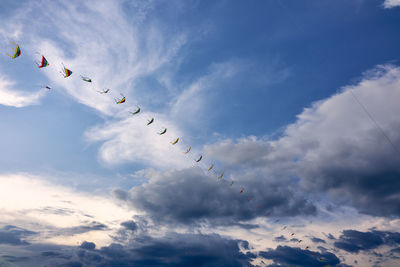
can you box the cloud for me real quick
[0,173,135,247]
[310,237,326,244]
[259,245,342,267]
[334,229,400,253]
[383,0,400,8]
[206,65,400,217]
[0,76,47,108]
[0,225,36,245]
[0,233,256,267]
[113,167,316,225]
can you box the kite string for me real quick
[349,90,400,159]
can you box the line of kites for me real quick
[7,42,331,258]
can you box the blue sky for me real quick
[0,0,400,266]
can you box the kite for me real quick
[248,196,253,202]
[36,55,49,68]
[195,155,202,162]
[98,88,110,94]
[158,128,167,135]
[44,85,51,90]
[184,146,191,154]
[305,246,310,250]
[240,188,244,194]
[114,94,126,104]
[208,164,214,171]
[171,138,179,145]
[298,240,303,243]
[7,42,21,59]
[130,106,141,115]
[217,172,224,179]
[257,205,262,209]
[229,180,234,186]
[60,64,72,78]
[147,118,154,125]
[81,75,92,82]
[282,226,287,230]
[290,233,295,236]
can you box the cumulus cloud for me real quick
[383,0,400,8]
[113,167,316,225]
[206,65,400,216]
[0,233,256,267]
[0,76,46,107]
[259,245,343,267]
[334,229,400,253]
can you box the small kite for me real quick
[229,180,234,187]
[298,240,303,243]
[217,172,224,179]
[257,205,262,209]
[305,246,310,250]
[44,85,51,90]
[171,138,179,145]
[240,188,244,194]
[290,233,295,236]
[98,88,110,94]
[60,64,72,78]
[184,146,191,154]
[248,196,253,202]
[81,75,92,82]
[130,106,141,115]
[195,155,203,162]
[147,118,154,125]
[36,55,49,68]
[158,128,167,135]
[114,94,126,104]
[282,226,287,230]
[208,164,214,171]
[7,42,21,59]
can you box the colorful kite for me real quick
[195,155,202,162]
[36,55,49,68]
[114,94,126,104]
[158,128,167,135]
[98,88,110,94]
[208,164,214,171]
[217,172,224,179]
[184,146,191,154]
[171,138,179,145]
[130,106,141,115]
[7,42,21,59]
[147,118,154,125]
[81,75,92,82]
[60,64,72,78]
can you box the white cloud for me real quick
[0,173,136,247]
[0,76,46,107]
[205,64,400,216]
[383,0,400,8]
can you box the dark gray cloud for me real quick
[259,245,344,267]
[0,225,36,245]
[334,229,400,253]
[79,241,96,250]
[311,237,326,244]
[113,167,316,225]
[1,233,255,267]
[274,235,287,242]
[120,220,138,232]
[54,221,108,236]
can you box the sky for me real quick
[0,0,399,266]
